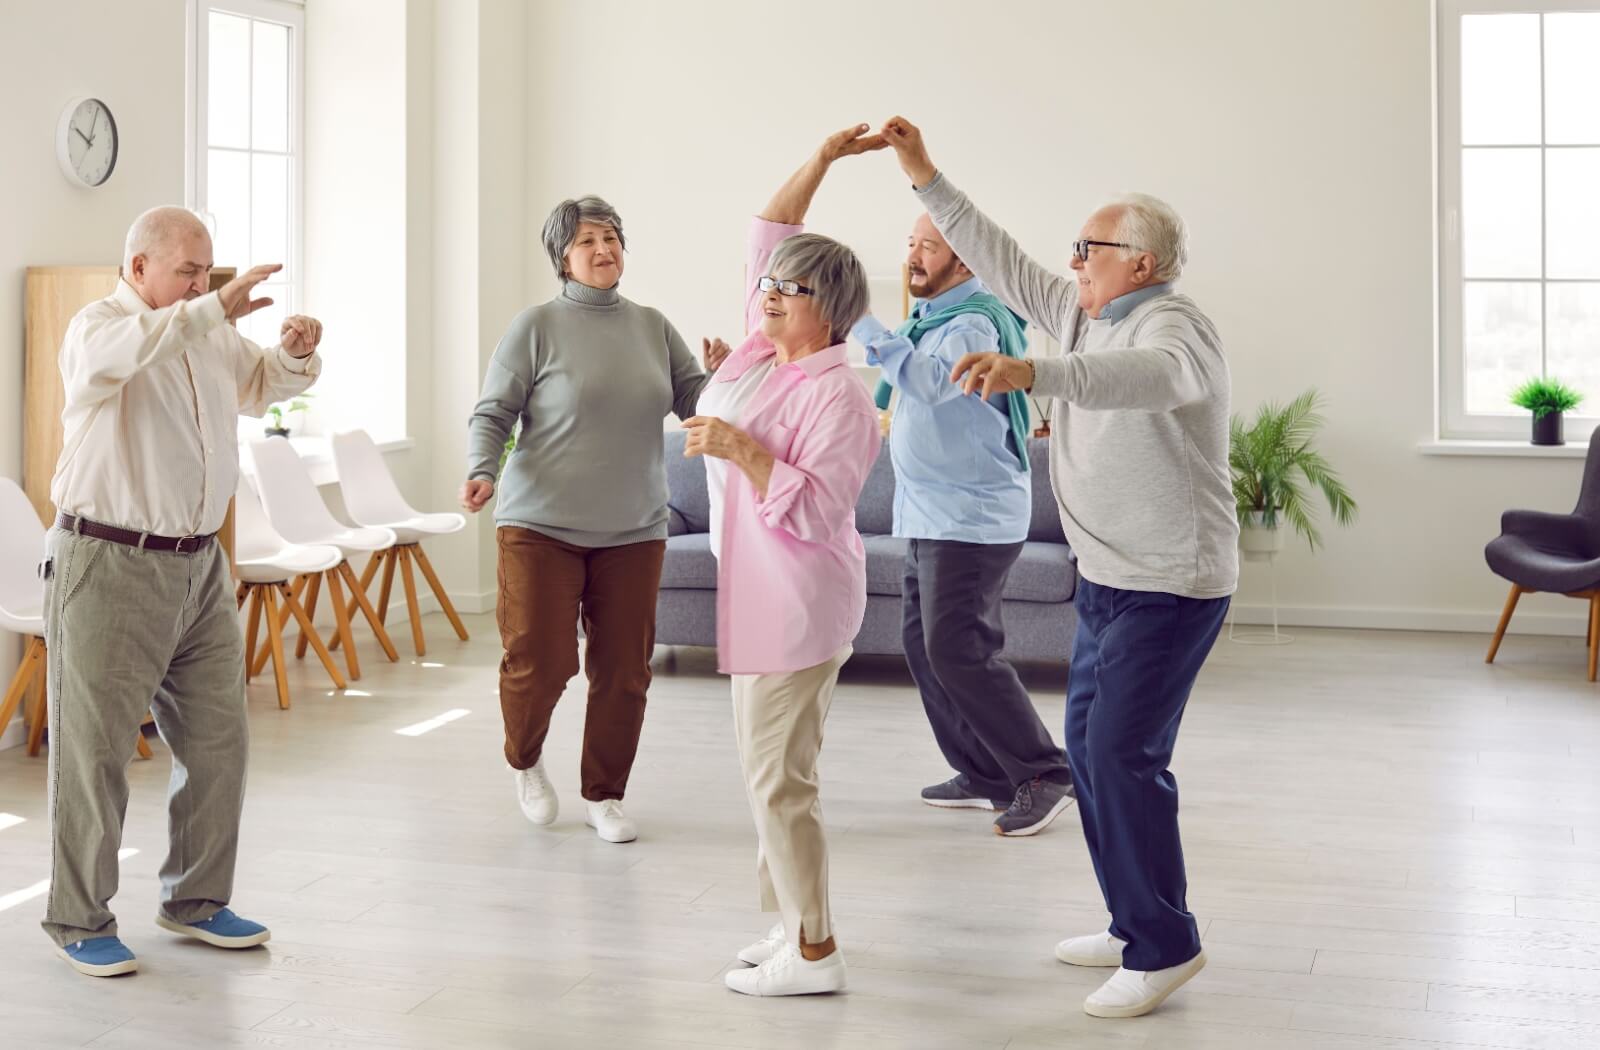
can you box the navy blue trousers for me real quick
[1065,577,1229,971]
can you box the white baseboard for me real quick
[0,717,23,753]
[1228,602,1589,638]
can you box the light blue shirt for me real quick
[852,277,1031,544]
[1099,282,1174,324]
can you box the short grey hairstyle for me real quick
[541,195,626,280]
[123,206,209,271]
[1110,193,1188,283]
[766,233,870,345]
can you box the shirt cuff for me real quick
[190,292,227,335]
[756,458,803,521]
[913,170,956,209]
[277,346,322,376]
[1029,355,1071,401]
[850,314,891,347]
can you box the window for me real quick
[1438,1,1600,440]
[186,0,304,351]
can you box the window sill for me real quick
[242,435,417,487]
[1417,439,1590,459]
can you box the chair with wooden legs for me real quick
[331,430,469,657]
[1484,427,1600,681]
[234,482,347,708]
[248,437,399,682]
[0,477,150,758]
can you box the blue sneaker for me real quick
[156,907,271,948]
[58,936,138,977]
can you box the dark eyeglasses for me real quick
[758,276,815,297]
[1071,239,1137,262]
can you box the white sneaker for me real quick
[1055,930,1127,967]
[584,799,637,843]
[512,760,558,825]
[737,922,786,966]
[724,942,846,996]
[1084,951,1206,1018]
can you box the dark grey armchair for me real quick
[1483,426,1600,681]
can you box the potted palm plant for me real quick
[264,394,314,438]
[1229,389,1358,554]
[1509,377,1584,446]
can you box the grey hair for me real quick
[123,206,209,271]
[766,233,871,345]
[1110,193,1187,282]
[541,195,626,280]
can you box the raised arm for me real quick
[226,316,322,417]
[881,117,1078,340]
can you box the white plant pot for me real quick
[1239,512,1285,556]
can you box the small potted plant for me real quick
[1509,377,1584,446]
[1229,389,1358,555]
[264,393,314,438]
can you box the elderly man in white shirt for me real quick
[42,206,322,978]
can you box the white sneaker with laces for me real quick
[1083,951,1206,1018]
[737,922,786,966]
[584,799,637,843]
[512,760,557,825]
[724,942,846,997]
[1055,930,1127,967]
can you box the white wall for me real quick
[0,0,189,747]
[511,0,1592,636]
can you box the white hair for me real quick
[1111,193,1187,283]
[123,206,209,271]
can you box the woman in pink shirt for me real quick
[683,126,884,997]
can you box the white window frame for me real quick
[1436,0,1600,442]
[184,0,306,333]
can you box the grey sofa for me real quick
[657,430,1077,665]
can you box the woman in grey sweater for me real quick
[461,196,710,844]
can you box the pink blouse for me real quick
[704,218,880,675]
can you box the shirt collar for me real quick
[914,276,985,318]
[784,342,851,380]
[113,279,155,313]
[1098,282,1173,324]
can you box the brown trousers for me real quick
[496,527,665,801]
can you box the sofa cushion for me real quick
[660,533,717,590]
[863,534,910,597]
[662,429,711,534]
[854,440,897,535]
[1025,437,1066,543]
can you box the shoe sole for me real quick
[922,797,1002,811]
[994,794,1076,837]
[155,914,271,948]
[58,948,137,977]
[724,972,847,996]
[1083,951,1206,1019]
[584,818,637,843]
[519,803,559,826]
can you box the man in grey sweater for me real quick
[881,116,1238,1020]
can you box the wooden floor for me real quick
[1,614,1599,1049]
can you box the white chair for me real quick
[249,437,400,681]
[234,481,348,708]
[331,429,469,657]
[0,478,150,760]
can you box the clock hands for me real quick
[74,126,93,148]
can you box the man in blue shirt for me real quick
[852,215,1074,837]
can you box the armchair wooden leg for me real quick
[26,671,48,757]
[1588,595,1599,684]
[377,548,397,627]
[243,587,264,683]
[0,637,42,738]
[339,560,399,663]
[1486,584,1523,664]
[134,731,152,760]
[412,544,469,642]
[263,583,291,710]
[398,546,426,657]
[326,567,360,682]
[278,582,347,691]
[333,550,394,652]
[298,572,322,658]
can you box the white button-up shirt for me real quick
[50,280,321,537]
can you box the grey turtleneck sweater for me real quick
[467,281,710,547]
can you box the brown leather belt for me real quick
[55,513,216,554]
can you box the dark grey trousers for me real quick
[901,538,1072,803]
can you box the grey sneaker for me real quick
[994,777,1075,837]
[921,774,1008,811]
